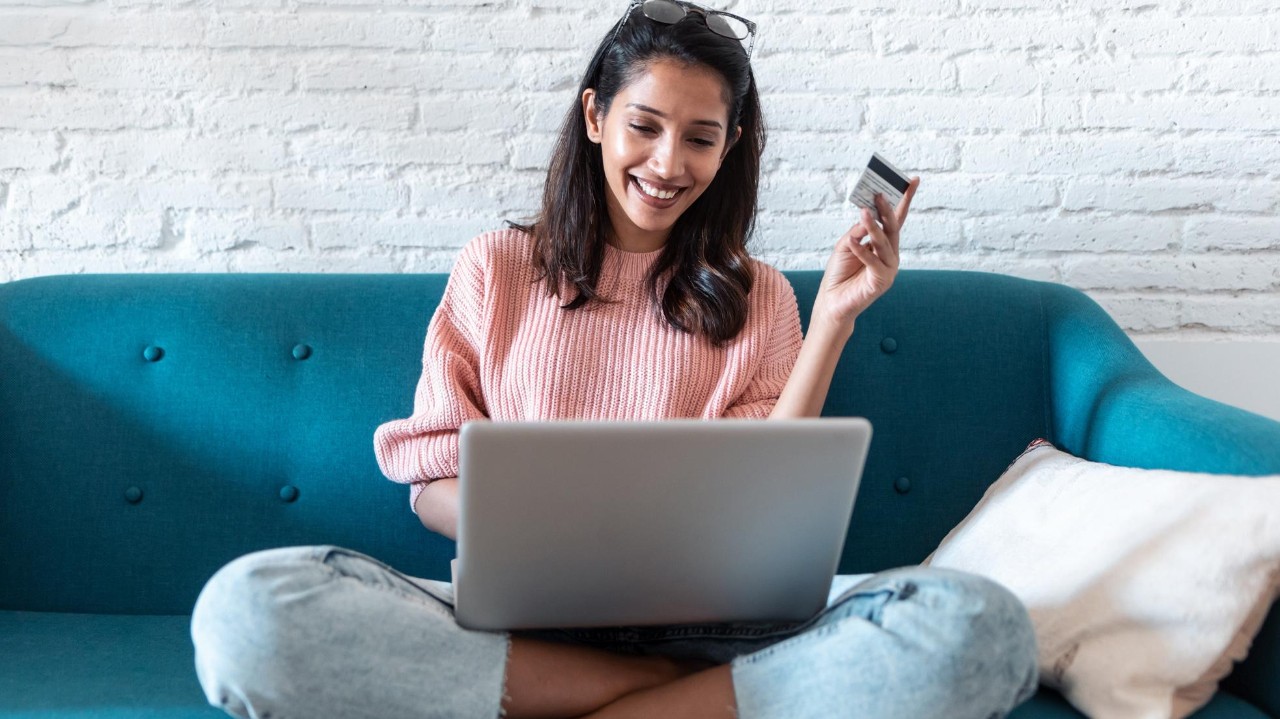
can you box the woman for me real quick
[190,2,1039,717]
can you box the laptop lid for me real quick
[453,418,872,631]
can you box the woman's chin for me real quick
[626,219,677,238]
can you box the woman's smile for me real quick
[630,175,686,208]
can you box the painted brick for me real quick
[1088,293,1181,332]
[879,18,1092,54]
[1184,218,1280,252]
[1088,96,1280,132]
[0,91,179,130]
[207,13,425,49]
[0,132,60,170]
[1100,17,1274,55]
[1063,255,1280,292]
[196,94,415,132]
[407,169,543,216]
[274,178,407,211]
[755,52,955,93]
[290,131,509,167]
[0,1,1276,340]
[1063,179,1278,214]
[1180,295,1280,331]
[869,96,1038,131]
[762,94,864,132]
[67,131,288,175]
[0,49,72,87]
[968,215,1181,253]
[186,213,307,252]
[312,216,495,249]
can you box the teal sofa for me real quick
[2,269,1278,718]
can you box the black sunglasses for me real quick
[609,0,758,60]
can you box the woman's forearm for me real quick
[415,477,460,541]
[769,318,855,419]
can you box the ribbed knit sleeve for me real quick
[374,229,812,519]
[373,237,488,515]
[722,270,805,420]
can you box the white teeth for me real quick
[635,177,678,200]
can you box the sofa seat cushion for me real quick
[0,610,220,718]
[0,609,1270,718]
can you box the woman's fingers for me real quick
[874,193,900,237]
[895,177,920,228]
[871,194,899,259]
[855,207,885,268]
[860,206,889,255]
[835,177,917,284]
[842,218,870,242]
[847,229,886,273]
[867,204,903,271]
[845,180,915,261]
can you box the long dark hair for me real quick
[507,4,766,346]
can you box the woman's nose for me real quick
[648,136,684,178]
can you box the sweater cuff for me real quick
[409,479,435,515]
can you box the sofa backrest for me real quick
[0,270,1052,614]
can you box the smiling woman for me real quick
[510,1,767,346]
[186,4,1045,719]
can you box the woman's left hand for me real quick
[811,176,920,335]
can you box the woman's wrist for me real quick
[806,312,856,345]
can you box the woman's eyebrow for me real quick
[626,103,723,130]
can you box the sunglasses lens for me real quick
[706,13,749,40]
[641,0,686,23]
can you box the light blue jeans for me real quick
[191,545,1038,719]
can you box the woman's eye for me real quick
[626,123,714,147]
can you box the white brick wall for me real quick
[0,0,1277,341]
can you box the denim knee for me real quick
[730,566,1040,719]
[190,545,510,719]
[189,545,329,718]
[887,566,1040,706]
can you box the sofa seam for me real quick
[1038,282,1053,446]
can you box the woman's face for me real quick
[583,58,741,251]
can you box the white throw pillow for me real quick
[924,438,1280,719]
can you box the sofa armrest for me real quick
[1040,281,1280,474]
[1041,281,1280,714]
[1068,372,1280,476]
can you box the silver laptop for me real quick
[452,418,872,631]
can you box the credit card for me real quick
[850,151,910,215]
[850,152,910,245]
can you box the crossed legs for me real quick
[499,636,732,718]
[191,547,1037,719]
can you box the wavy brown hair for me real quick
[507,4,766,346]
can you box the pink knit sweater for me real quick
[373,228,805,514]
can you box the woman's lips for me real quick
[630,175,684,208]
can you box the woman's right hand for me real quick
[810,177,920,334]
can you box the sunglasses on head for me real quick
[609,0,758,60]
